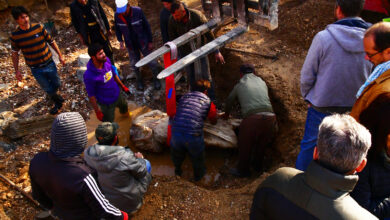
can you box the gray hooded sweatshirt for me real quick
[84,145,152,214]
[300,18,372,109]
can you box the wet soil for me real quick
[0,0,336,219]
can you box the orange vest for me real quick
[350,69,390,121]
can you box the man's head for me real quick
[11,6,30,29]
[77,0,88,6]
[314,114,371,174]
[50,112,88,158]
[194,79,211,93]
[334,0,364,19]
[239,64,256,77]
[161,0,173,10]
[88,43,107,63]
[95,122,119,145]
[115,0,129,14]
[363,22,390,66]
[170,0,186,22]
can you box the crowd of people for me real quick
[7,0,390,219]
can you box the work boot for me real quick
[135,71,144,91]
[153,78,161,90]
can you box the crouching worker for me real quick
[250,114,377,220]
[84,122,152,214]
[29,112,128,220]
[224,64,278,177]
[170,80,218,181]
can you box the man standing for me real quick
[29,112,129,220]
[171,80,217,181]
[168,0,225,101]
[10,6,65,115]
[84,44,130,122]
[296,0,372,171]
[70,0,115,64]
[351,22,390,122]
[160,0,173,44]
[84,122,152,214]
[250,114,376,220]
[115,0,162,91]
[223,64,278,178]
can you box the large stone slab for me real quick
[0,0,8,11]
[7,0,34,7]
[130,110,239,152]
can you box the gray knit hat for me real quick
[50,112,87,158]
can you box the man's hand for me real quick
[15,70,23,81]
[120,42,126,50]
[122,86,130,96]
[59,56,66,66]
[134,152,144,159]
[215,52,225,64]
[96,110,104,121]
[221,112,229,120]
[148,42,154,51]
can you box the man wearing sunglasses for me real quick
[297,0,373,171]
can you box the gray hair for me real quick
[317,114,371,174]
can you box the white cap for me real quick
[115,0,128,13]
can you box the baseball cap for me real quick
[115,0,128,13]
[95,122,119,144]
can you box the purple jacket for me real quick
[84,59,120,105]
[114,7,153,51]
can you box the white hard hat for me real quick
[115,0,128,13]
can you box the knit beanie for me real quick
[50,112,88,158]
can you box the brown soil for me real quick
[0,0,335,219]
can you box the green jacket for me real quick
[251,161,378,220]
[225,73,273,118]
[168,8,215,56]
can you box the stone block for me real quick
[7,0,34,7]
[76,67,87,82]
[78,54,90,67]
[4,114,55,139]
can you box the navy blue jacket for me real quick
[172,91,211,135]
[115,7,153,51]
[29,152,125,220]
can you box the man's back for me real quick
[250,162,378,220]
[300,18,372,108]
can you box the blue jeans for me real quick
[170,132,206,181]
[30,61,61,96]
[295,107,329,171]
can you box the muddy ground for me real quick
[0,0,335,219]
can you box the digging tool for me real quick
[157,26,248,79]
[225,47,278,60]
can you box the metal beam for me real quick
[136,19,221,68]
[157,26,248,79]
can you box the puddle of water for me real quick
[85,102,235,183]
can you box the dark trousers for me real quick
[98,93,128,122]
[170,132,206,181]
[237,113,277,173]
[185,57,216,102]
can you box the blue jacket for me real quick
[115,7,153,51]
[172,91,211,135]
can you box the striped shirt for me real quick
[10,23,53,67]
